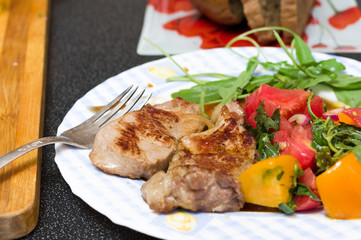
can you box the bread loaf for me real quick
[281,0,314,43]
[191,0,314,44]
[190,0,245,25]
[240,0,281,44]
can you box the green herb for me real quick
[352,145,361,163]
[334,88,361,107]
[257,133,280,160]
[199,91,208,119]
[307,94,361,172]
[219,57,258,104]
[278,162,304,214]
[277,170,285,180]
[279,202,295,214]
[171,78,237,103]
[246,103,281,160]
[295,183,321,202]
[294,35,316,67]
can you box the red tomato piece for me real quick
[294,168,321,212]
[294,195,321,212]
[272,130,289,150]
[278,125,316,170]
[341,108,361,127]
[298,168,317,191]
[244,85,311,121]
[247,111,258,129]
[279,116,294,134]
[304,95,325,119]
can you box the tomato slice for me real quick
[295,168,321,212]
[245,85,316,170]
[294,195,321,211]
[275,125,316,170]
[304,95,325,119]
[298,168,317,191]
[244,84,311,121]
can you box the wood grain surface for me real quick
[0,0,49,239]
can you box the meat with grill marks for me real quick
[141,101,258,213]
[89,97,205,179]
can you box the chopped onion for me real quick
[322,107,344,121]
[288,114,310,126]
[322,114,339,121]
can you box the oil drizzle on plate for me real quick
[165,211,197,232]
[147,66,175,79]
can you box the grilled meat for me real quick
[89,97,205,179]
[141,101,257,213]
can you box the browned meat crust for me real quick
[89,98,205,179]
[141,101,257,213]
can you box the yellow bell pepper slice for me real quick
[238,155,299,208]
[316,152,361,219]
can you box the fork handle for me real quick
[0,136,76,169]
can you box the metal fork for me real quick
[0,85,151,169]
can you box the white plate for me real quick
[56,47,361,240]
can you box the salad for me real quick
[147,27,361,219]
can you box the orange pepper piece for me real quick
[316,152,361,219]
[338,112,357,126]
[238,155,299,208]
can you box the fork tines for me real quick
[95,85,152,127]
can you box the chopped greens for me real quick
[279,163,304,214]
[307,95,361,172]
[219,57,258,105]
[246,102,280,160]
[295,183,321,202]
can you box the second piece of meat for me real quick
[141,101,258,213]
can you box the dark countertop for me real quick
[24,0,158,239]
[22,0,361,239]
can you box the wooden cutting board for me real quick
[0,0,49,239]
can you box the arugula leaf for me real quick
[260,61,293,71]
[278,162,304,214]
[297,74,331,89]
[245,75,274,92]
[199,91,208,118]
[246,103,281,160]
[333,88,361,108]
[294,35,316,66]
[219,57,258,104]
[257,133,280,160]
[150,27,361,109]
[317,59,346,73]
[312,116,361,171]
[329,73,361,90]
[295,183,321,201]
[248,102,280,139]
[353,145,361,164]
[171,78,236,103]
[279,203,295,214]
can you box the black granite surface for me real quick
[22,0,361,239]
